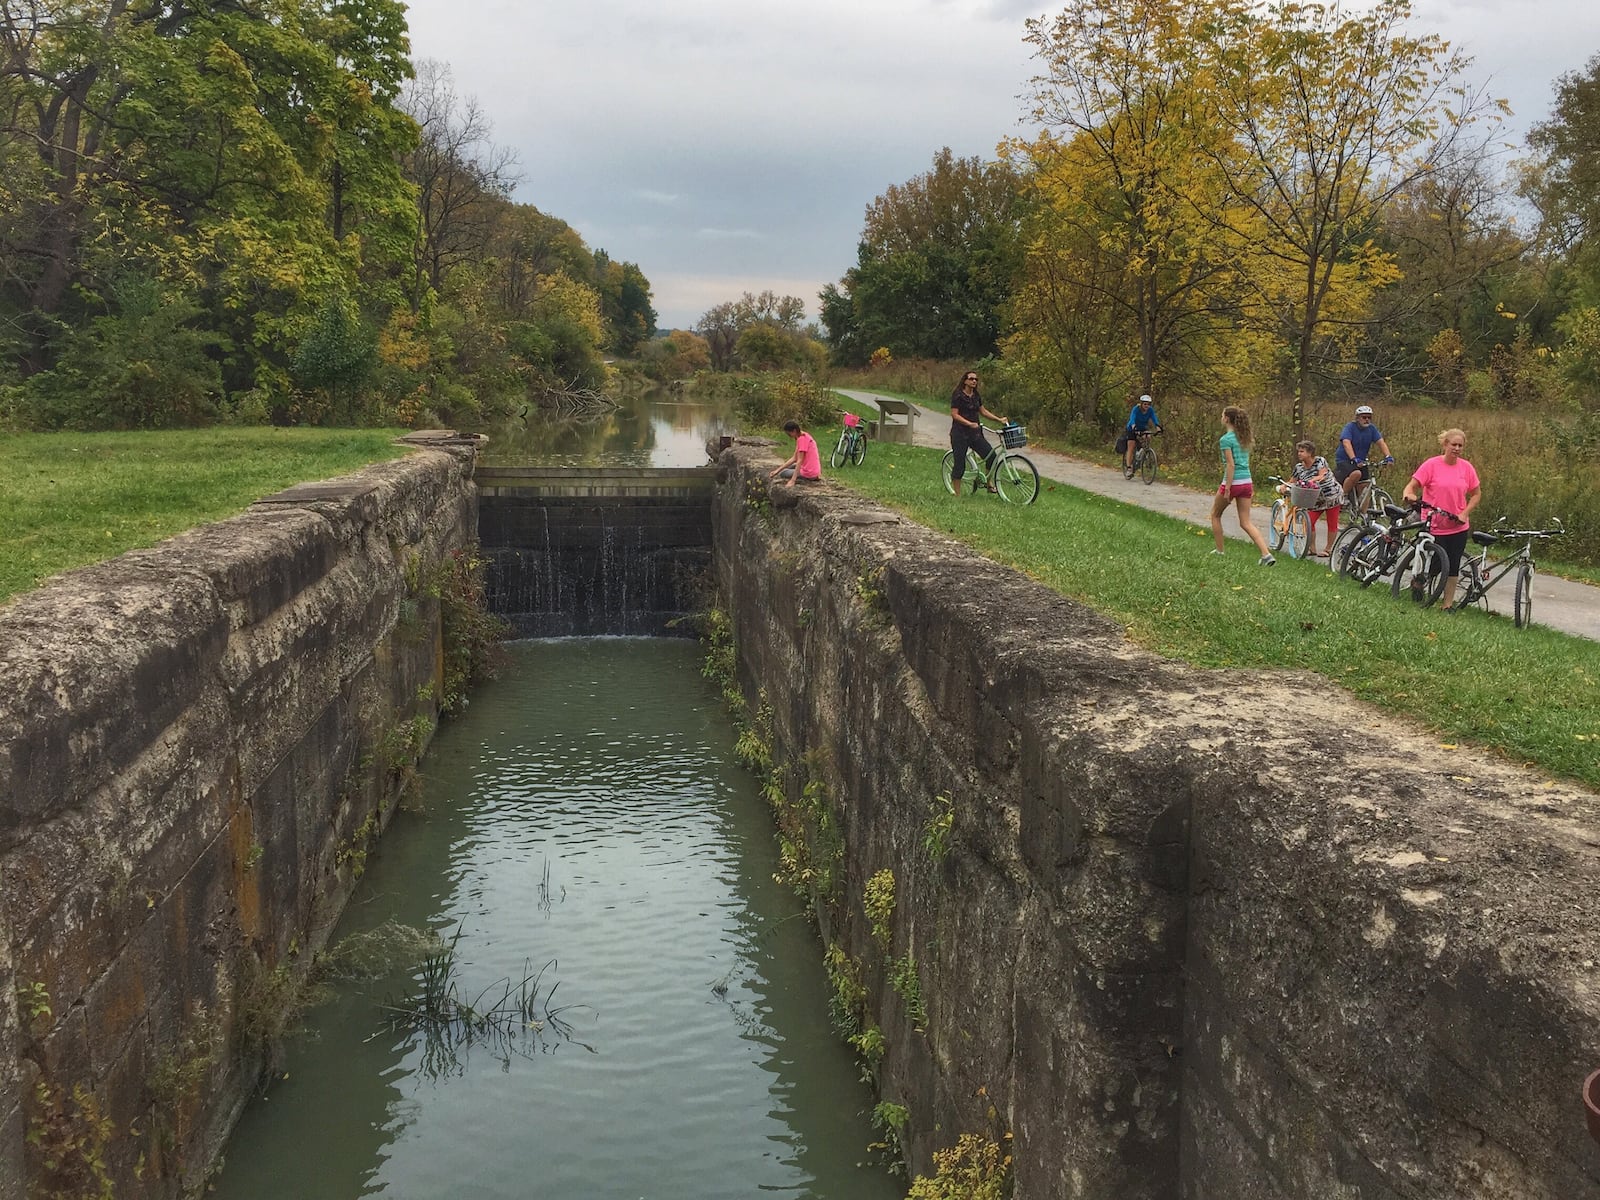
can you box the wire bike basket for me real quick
[1001,423,1028,449]
[1288,484,1322,509]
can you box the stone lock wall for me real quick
[0,447,477,1198]
[711,444,1600,1200]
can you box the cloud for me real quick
[635,189,681,205]
[695,228,764,241]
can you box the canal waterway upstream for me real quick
[210,639,899,1200]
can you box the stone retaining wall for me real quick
[0,447,476,1198]
[711,443,1600,1199]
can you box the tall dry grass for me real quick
[1131,395,1600,566]
[835,360,1598,566]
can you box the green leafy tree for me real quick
[696,291,810,371]
[824,149,1021,364]
[1526,52,1600,300]
[292,293,377,423]
[16,276,226,429]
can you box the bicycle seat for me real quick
[1382,503,1410,521]
[1470,530,1498,546]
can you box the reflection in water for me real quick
[209,640,899,1200]
[475,386,737,467]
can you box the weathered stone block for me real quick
[713,444,1600,1200]
[0,447,476,1200]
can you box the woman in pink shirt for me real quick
[1402,427,1481,610]
[770,419,823,487]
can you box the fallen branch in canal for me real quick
[526,379,619,419]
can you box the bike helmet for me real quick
[1138,394,1153,404]
[1355,405,1374,415]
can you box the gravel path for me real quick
[836,388,1600,642]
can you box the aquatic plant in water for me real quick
[380,926,596,1079]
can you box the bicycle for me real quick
[942,422,1040,504]
[1122,429,1160,484]
[1265,475,1319,560]
[1389,504,1463,608]
[1337,502,1431,587]
[1338,458,1396,526]
[1445,517,1565,627]
[830,411,867,468]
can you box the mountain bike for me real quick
[1265,475,1315,560]
[942,423,1040,504]
[1337,502,1429,587]
[1123,429,1160,484]
[830,411,867,468]
[1447,517,1565,627]
[1339,458,1395,525]
[1389,507,1462,608]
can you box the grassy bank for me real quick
[821,435,1600,791]
[0,428,407,604]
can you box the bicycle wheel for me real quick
[1346,532,1392,587]
[1329,523,1366,574]
[1268,499,1288,552]
[1392,542,1446,606]
[1513,562,1534,629]
[1140,446,1158,484]
[1368,488,1394,517]
[1286,508,1309,560]
[850,431,866,466]
[1457,559,1488,610]
[994,454,1040,505]
[941,451,957,494]
[831,431,848,469]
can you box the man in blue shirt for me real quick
[1123,394,1162,473]
[1334,404,1393,508]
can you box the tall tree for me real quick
[696,291,811,370]
[1197,0,1490,435]
[1019,0,1247,403]
[0,0,417,382]
[823,148,1021,364]
[401,59,518,306]
[1526,52,1600,299]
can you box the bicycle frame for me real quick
[1341,460,1393,522]
[1454,518,1564,624]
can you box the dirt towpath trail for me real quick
[835,388,1600,643]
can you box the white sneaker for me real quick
[1259,554,1276,566]
[1208,549,1225,556]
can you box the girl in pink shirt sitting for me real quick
[1402,427,1482,610]
[770,419,823,487]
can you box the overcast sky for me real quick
[400,0,1600,331]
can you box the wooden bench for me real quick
[873,398,917,445]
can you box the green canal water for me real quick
[210,639,899,1200]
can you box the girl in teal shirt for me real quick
[1210,405,1276,564]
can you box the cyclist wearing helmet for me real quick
[1335,405,1393,508]
[1122,394,1162,472]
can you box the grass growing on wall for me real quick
[822,437,1600,791]
[0,427,407,603]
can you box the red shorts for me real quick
[1218,482,1254,500]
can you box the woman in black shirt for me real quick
[949,369,1007,495]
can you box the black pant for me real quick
[950,425,993,480]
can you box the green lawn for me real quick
[0,428,407,603]
[826,436,1600,791]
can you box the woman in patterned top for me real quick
[1283,440,1342,557]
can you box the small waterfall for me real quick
[479,468,713,638]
